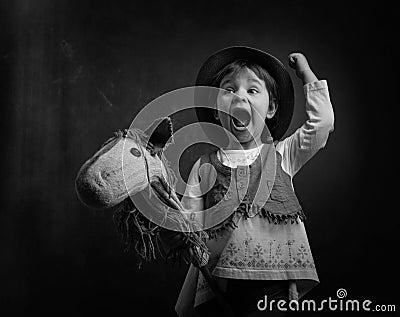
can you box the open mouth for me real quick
[231,108,251,130]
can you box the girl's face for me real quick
[216,67,276,149]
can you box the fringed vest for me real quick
[198,145,306,238]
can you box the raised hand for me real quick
[288,53,318,84]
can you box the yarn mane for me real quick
[104,128,208,267]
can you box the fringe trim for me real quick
[258,207,306,225]
[206,217,238,240]
[205,203,307,239]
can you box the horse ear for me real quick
[144,116,174,150]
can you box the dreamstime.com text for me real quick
[257,288,396,312]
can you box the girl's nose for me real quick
[232,90,248,103]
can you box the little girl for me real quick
[162,46,334,317]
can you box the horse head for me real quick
[75,117,175,210]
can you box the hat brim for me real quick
[195,46,294,141]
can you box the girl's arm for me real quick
[277,53,335,177]
[289,53,318,84]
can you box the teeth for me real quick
[233,118,245,127]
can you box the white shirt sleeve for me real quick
[181,157,204,212]
[276,80,334,177]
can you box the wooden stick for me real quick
[199,266,236,317]
[153,177,237,316]
[189,248,237,317]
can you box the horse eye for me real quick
[130,148,141,157]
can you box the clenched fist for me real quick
[288,53,318,84]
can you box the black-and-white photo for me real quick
[1,1,397,316]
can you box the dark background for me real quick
[0,0,397,316]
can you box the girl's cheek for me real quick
[217,94,233,110]
[218,113,232,130]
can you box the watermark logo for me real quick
[257,288,396,312]
[336,288,347,299]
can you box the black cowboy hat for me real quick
[195,46,294,141]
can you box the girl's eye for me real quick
[248,88,259,94]
[224,87,235,93]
